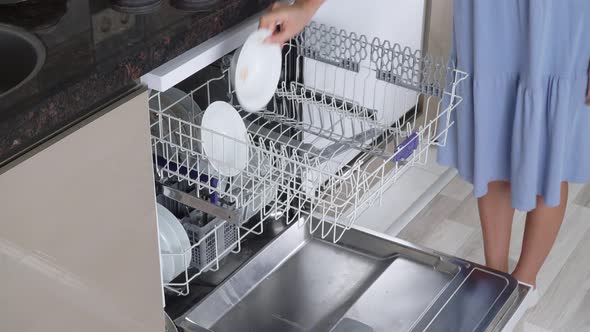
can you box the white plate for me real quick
[229,46,241,90]
[158,228,176,283]
[234,29,282,112]
[163,206,192,273]
[157,204,192,282]
[201,101,249,177]
[157,208,178,284]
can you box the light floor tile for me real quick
[440,176,473,201]
[395,176,590,330]
[525,226,590,331]
[573,183,590,207]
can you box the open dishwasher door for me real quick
[142,11,530,332]
[176,223,528,332]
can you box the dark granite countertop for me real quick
[0,0,272,166]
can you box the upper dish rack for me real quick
[150,22,468,295]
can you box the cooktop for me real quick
[0,0,271,166]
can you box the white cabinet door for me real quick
[0,89,164,332]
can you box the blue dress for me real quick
[438,0,590,211]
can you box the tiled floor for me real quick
[391,175,590,332]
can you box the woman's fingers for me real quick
[259,11,281,30]
[265,28,289,45]
[259,1,320,44]
[260,1,287,28]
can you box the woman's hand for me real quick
[259,0,324,45]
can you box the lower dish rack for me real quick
[157,185,239,275]
[150,21,468,295]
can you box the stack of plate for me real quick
[157,204,192,283]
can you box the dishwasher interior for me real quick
[147,20,528,332]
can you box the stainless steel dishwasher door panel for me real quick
[334,257,453,332]
[210,239,390,332]
[177,223,521,332]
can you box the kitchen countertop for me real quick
[0,0,272,166]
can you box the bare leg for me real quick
[512,182,568,286]
[478,181,515,273]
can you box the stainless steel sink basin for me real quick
[0,24,46,98]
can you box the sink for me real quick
[0,24,46,98]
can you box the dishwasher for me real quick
[142,14,531,332]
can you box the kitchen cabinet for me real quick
[0,88,164,332]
